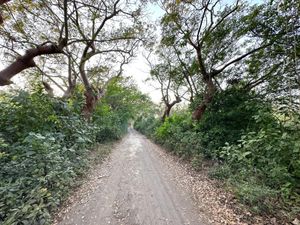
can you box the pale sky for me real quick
[123,3,164,104]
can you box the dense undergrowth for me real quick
[134,87,300,220]
[0,79,145,225]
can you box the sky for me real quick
[123,3,164,104]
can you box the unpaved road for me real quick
[57,129,208,225]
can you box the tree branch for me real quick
[214,43,272,76]
[0,43,64,86]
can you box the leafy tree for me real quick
[0,0,153,118]
[159,0,289,120]
[147,47,192,121]
[242,0,300,110]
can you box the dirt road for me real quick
[57,129,208,225]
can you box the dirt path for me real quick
[56,129,209,225]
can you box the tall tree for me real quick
[67,0,148,117]
[242,0,300,111]
[160,0,276,120]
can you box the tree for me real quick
[160,0,275,120]
[147,49,185,121]
[241,0,300,111]
[66,0,148,117]
[0,0,70,85]
[0,0,151,118]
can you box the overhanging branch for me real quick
[0,43,64,86]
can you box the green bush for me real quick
[0,133,89,224]
[233,181,277,213]
[0,88,131,224]
[208,164,232,180]
[93,103,128,142]
[134,114,161,137]
[153,112,196,158]
[191,154,204,171]
[220,115,300,201]
[195,87,272,158]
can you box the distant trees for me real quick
[148,50,183,121]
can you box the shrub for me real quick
[153,112,195,158]
[134,115,161,137]
[195,87,272,158]
[233,181,277,214]
[0,89,130,224]
[220,117,300,200]
[191,154,204,171]
[134,87,300,217]
[208,164,232,180]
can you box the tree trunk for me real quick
[79,56,99,119]
[42,81,54,97]
[161,105,172,122]
[62,83,76,98]
[161,96,181,122]
[82,88,98,119]
[62,54,77,98]
[192,78,216,120]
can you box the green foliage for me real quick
[136,111,203,159]
[93,102,127,142]
[0,90,60,143]
[0,91,96,224]
[195,87,272,158]
[0,80,143,224]
[93,78,151,142]
[221,114,300,203]
[233,181,277,214]
[153,113,198,159]
[135,87,300,216]
[191,154,204,171]
[208,164,232,180]
[134,115,160,137]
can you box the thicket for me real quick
[0,80,142,224]
[134,87,300,217]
